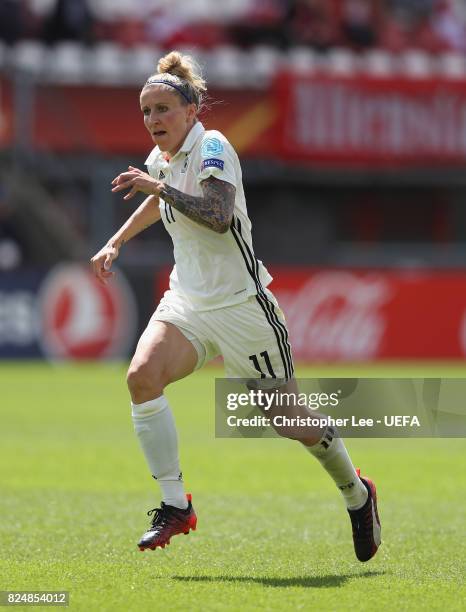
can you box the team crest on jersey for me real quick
[159,169,165,180]
[201,137,224,158]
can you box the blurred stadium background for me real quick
[1,0,466,363]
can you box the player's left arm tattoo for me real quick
[159,176,236,233]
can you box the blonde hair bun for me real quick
[146,50,207,108]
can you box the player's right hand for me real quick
[90,243,119,285]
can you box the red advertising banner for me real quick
[0,264,137,360]
[270,268,466,361]
[156,266,466,361]
[0,79,276,156]
[276,73,466,166]
[5,73,466,166]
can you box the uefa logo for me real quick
[37,263,137,360]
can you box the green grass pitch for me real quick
[1,362,465,611]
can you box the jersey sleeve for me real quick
[196,135,237,187]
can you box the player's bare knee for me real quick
[266,412,318,442]
[127,360,165,403]
[268,418,322,445]
[271,424,301,441]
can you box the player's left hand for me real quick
[111,166,163,200]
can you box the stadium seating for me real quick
[1,1,465,85]
[3,42,465,86]
[47,42,87,83]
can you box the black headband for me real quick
[145,78,193,104]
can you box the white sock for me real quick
[305,426,368,510]
[131,395,188,509]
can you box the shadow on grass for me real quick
[172,570,384,589]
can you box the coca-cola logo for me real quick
[278,272,392,360]
[38,263,137,360]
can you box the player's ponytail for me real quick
[144,51,207,109]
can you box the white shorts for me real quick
[149,288,294,382]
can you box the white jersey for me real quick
[145,121,273,311]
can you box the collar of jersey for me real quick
[144,121,205,166]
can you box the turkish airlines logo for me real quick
[280,272,391,360]
[38,264,137,360]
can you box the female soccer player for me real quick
[90,51,381,561]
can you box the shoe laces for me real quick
[147,503,176,529]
